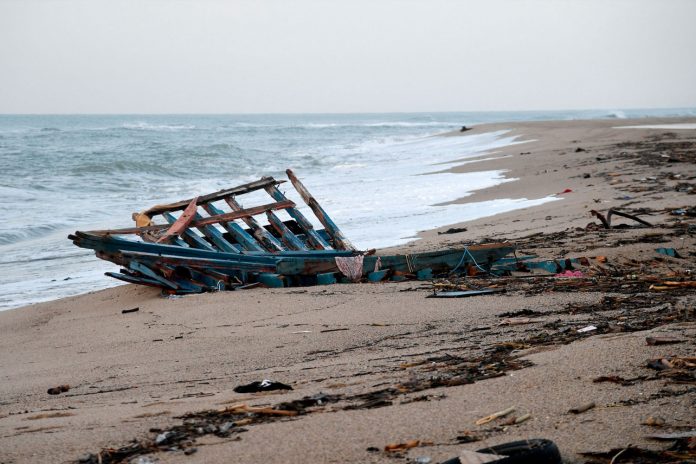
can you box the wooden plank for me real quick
[163,212,216,251]
[202,203,264,252]
[119,251,278,273]
[128,261,179,289]
[285,169,355,251]
[141,177,283,216]
[265,184,330,249]
[266,212,306,250]
[105,272,168,289]
[225,197,284,252]
[87,200,295,236]
[156,197,199,243]
[191,213,240,253]
[70,232,280,265]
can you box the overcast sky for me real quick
[1,0,695,114]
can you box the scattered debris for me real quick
[568,402,595,414]
[439,227,468,235]
[384,439,421,452]
[233,380,293,394]
[47,385,70,395]
[590,208,653,229]
[581,437,696,463]
[475,406,515,425]
[577,325,597,333]
[121,307,139,314]
[642,416,666,427]
[427,289,505,298]
[645,336,684,346]
[443,439,562,464]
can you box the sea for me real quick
[1,108,694,310]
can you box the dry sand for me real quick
[0,118,694,464]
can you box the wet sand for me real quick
[0,117,694,463]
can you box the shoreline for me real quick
[3,116,695,311]
[1,116,694,463]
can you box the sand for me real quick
[0,117,694,464]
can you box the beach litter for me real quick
[590,208,653,229]
[233,379,293,393]
[384,439,422,452]
[581,436,696,463]
[568,402,596,414]
[47,384,70,395]
[475,406,515,425]
[442,439,562,464]
[428,289,505,298]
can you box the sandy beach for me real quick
[1,118,694,464]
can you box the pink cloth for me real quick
[335,255,364,282]
[555,270,584,278]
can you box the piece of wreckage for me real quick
[69,169,515,294]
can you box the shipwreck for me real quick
[70,169,515,293]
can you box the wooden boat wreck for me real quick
[70,169,515,294]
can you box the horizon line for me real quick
[1,106,696,117]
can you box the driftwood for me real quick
[590,208,653,229]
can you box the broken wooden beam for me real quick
[286,169,356,251]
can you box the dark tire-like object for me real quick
[440,439,561,464]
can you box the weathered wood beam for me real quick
[140,177,283,216]
[202,203,264,252]
[286,169,355,251]
[89,200,295,236]
[225,197,285,252]
[264,184,330,250]
[266,212,306,250]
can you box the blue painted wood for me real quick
[316,273,337,285]
[258,273,284,288]
[367,270,389,282]
[416,268,433,280]
[105,271,164,288]
[120,251,278,273]
[191,212,240,253]
[70,232,279,265]
[655,247,681,258]
[286,169,355,251]
[162,212,216,251]
[426,289,505,298]
[224,197,284,252]
[128,261,179,289]
[265,185,331,249]
[159,263,222,291]
[266,212,306,250]
[202,203,263,252]
[274,245,516,276]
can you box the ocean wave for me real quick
[121,122,196,131]
[0,224,63,246]
[0,185,37,201]
[300,121,453,129]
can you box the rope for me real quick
[451,246,492,275]
[405,254,414,273]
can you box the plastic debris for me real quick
[233,379,293,394]
[577,325,597,333]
